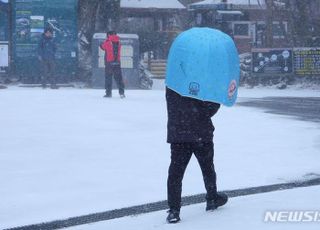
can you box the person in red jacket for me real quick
[100,31,125,98]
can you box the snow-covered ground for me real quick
[69,186,320,230]
[0,86,319,229]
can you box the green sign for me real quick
[0,1,9,41]
[12,0,78,82]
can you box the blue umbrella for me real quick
[166,27,240,107]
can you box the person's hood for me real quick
[108,34,120,42]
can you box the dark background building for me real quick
[1,0,319,84]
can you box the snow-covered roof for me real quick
[121,0,186,9]
[93,33,139,40]
[217,10,243,15]
[191,0,221,5]
[191,0,265,5]
[190,0,266,9]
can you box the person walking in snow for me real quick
[38,27,58,89]
[165,88,228,223]
[100,31,125,98]
[164,27,238,224]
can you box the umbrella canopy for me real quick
[165,27,240,107]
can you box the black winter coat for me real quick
[38,34,57,61]
[166,87,220,143]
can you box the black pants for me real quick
[105,63,125,96]
[41,60,56,87]
[167,142,217,211]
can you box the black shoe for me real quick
[120,94,125,99]
[206,192,228,211]
[50,85,59,89]
[104,94,112,98]
[166,209,180,224]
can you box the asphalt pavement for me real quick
[238,97,320,123]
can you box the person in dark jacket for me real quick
[166,87,228,223]
[100,31,125,98]
[38,27,57,89]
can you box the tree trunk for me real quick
[78,0,121,83]
[265,0,274,47]
[287,0,315,46]
[78,0,100,45]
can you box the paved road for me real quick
[238,97,320,123]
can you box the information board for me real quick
[13,0,78,82]
[92,33,140,89]
[252,48,293,75]
[0,0,9,41]
[0,43,8,67]
[293,48,320,75]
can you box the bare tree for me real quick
[78,0,99,47]
[265,0,274,47]
[286,0,319,46]
[78,0,120,82]
[264,0,319,47]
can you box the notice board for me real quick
[293,48,320,75]
[252,48,293,75]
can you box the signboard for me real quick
[0,0,9,41]
[12,0,78,83]
[293,48,320,75]
[92,33,140,89]
[0,43,8,67]
[0,0,9,73]
[252,47,320,76]
[252,48,293,75]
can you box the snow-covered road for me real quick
[0,87,319,229]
